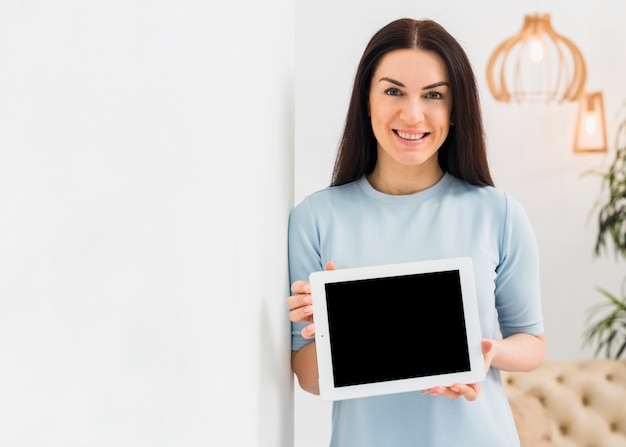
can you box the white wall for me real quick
[295,0,626,445]
[0,1,294,446]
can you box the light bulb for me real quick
[585,113,597,136]
[529,36,544,63]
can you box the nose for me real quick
[401,98,424,124]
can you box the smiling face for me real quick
[367,48,453,193]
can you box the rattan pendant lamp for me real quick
[486,13,606,152]
[486,13,587,104]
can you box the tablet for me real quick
[309,257,485,401]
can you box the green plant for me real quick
[584,287,626,358]
[584,112,626,359]
[592,117,626,260]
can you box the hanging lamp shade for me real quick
[486,14,587,103]
[574,91,607,152]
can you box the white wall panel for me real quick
[0,1,294,446]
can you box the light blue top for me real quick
[288,173,544,447]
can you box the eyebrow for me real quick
[378,77,449,90]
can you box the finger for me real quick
[452,383,481,402]
[481,339,495,371]
[301,323,316,339]
[290,279,311,295]
[427,386,461,400]
[285,292,312,311]
[325,261,337,271]
[481,339,493,355]
[289,303,314,323]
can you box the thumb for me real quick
[325,261,337,271]
[481,339,493,355]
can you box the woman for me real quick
[286,18,546,446]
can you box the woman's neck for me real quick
[366,163,444,195]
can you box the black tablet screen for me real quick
[324,270,471,387]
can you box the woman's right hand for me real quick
[286,261,336,339]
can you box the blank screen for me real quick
[324,270,470,387]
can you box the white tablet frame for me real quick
[309,257,485,401]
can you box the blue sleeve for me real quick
[495,193,545,337]
[288,197,324,351]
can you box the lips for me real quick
[395,130,427,141]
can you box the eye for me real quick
[384,88,402,96]
[425,91,443,99]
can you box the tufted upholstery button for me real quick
[501,359,626,447]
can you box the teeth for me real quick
[397,130,425,140]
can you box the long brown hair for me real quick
[331,18,494,187]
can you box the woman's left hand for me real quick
[421,339,495,401]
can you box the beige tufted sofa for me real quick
[502,359,626,447]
